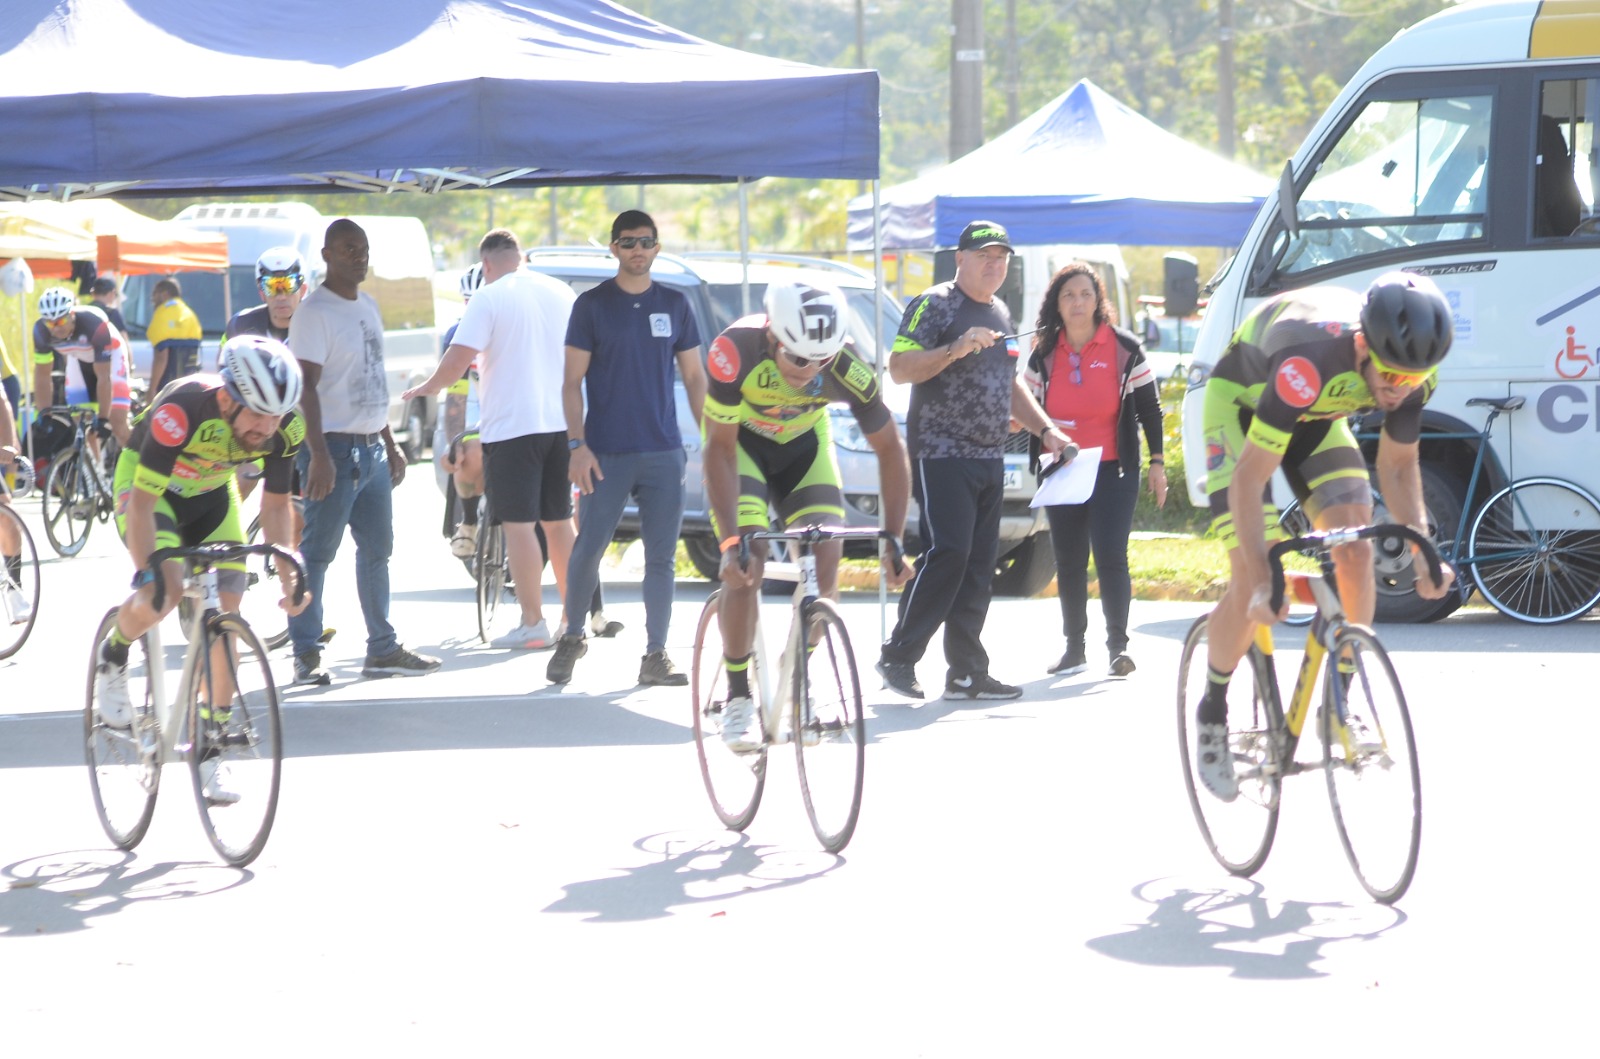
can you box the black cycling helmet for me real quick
[1359,271,1453,377]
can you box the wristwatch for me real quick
[567,438,586,451]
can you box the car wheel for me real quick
[1371,461,1467,623]
[683,533,723,581]
[991,532,1057,598]
[400,399,427,463]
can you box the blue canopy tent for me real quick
[847,79,1268,250]
[0,0,878,198]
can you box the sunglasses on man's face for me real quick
[1370,362,1433,388]
[781,349,831,371]
[614,236,658,250]
[259,274,304,297]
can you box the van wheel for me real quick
[1372,461,1467,623]
[992,533,1057,598]
[400,399,427,462]
[683,534,722,581]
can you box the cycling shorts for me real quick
[711,423,845,538]
[113,450,248,596]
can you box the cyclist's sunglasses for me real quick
[613,236,658,250]
[43,313,74,328]
[258,273,305,296]
[1367,353,1434,389]
[780,347,832,371]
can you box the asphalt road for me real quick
[0,465,1594,1055]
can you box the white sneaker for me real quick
[1196,722,1239,802]
[491,620,554,650]
[95,655,133,728]
[200,759,241,806]
[719,696,762,753]
[449,523,478,559]
[2,583,30,625]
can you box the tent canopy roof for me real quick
[849,79,1271,249]
[0,0,879,200]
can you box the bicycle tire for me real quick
[1320,625,1420,904]
[42,450,94,557]
[690,591,766,831]
[1275,500,1316,627]
[0,502,41,658]
[1468,477,1600,623]
[1176,614,1282,877]
[793,598,866,853]
[84,607,159,850]
[238,514,290,651]
[476,520,507,644]
[188,613,283,867]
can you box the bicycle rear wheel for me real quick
[85,608,159,850]
[1468,477,1600,623]
[1321,625,1420,904]
[794,598,866,853]
[42,450,94,557]
[476,520,507,644]
[1176,615,1283,876]
[0,502,41,658]
[237,514,290,650]
[188,613,282,867]
[690,592,765,831]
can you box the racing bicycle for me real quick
[85,541,306,866]
[1176,523,1443,903]
[0,496,40,657]
[39,406,118,558]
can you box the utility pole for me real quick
[950,0,984,160]
[856,0,868,196]
[1218,0,1236,158]
[1005,0,1018,130]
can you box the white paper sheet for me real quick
[1029,446,1103,508]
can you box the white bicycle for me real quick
[690,526,902,853]
[86,542,306,867]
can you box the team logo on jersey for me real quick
[1274,357,1321,408]
[708,336,740,383]
[843,357,874,394]
[151,403,189,447]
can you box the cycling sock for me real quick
[3,553,18,584]
[1198,665,1232,725]
[461,495,479,526]
[101,633,130,668]
[725,654,751,699]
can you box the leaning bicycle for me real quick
[85,541,306,867]
[39,406,118,558]
[690,526,898,853]
[1177,524,1442,904]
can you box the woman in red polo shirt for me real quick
[1023,263,1167,678]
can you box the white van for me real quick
[1180,0,1600,621]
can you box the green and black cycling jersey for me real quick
[703,320,891,443]
[125,376,305,499]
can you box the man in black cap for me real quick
[877,220,1073,702]
[88,276,129,339]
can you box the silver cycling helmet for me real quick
[764,279,848,362]
[256,247,305,291]
[37,287,77,321]
[220,334,303,416]
[460,263,484,300]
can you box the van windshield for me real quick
[121,266,255,336]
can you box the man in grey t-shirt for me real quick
[876,220,1073,702]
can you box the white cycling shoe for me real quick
[1196,722,1239,802]
[719,696,762,753]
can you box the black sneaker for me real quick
[1109,653,1137,677]
[293,651,331,687]
[945,673,1023,700]
[362,646,441,678]
[1048,645,1088,675]
[546,634,587,684]
[638,649,687,687]
[875,658,924,700]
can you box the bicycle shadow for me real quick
[1086,876,1405,980]
[544,829,839,923]
[0,849,250,936]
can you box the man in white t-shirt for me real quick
[289,218,441,685]
[403,228,578,649]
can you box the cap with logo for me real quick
[957,220,1012,253]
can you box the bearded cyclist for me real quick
[31,286,133,446]
[1195,271,1457,801]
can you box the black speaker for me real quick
[1163,252,1199,317]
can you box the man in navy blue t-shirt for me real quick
[547,211,707,687]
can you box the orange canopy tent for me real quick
[14,200,227,279]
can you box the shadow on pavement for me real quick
[0,849,250,936]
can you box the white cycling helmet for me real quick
[764,280,848,362]
[256,246,304,286]
[460,263,484,300]
[37,287,77,321]
[220,334,303,416]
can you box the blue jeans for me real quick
[288,434,397,658]
[563,448,686,651]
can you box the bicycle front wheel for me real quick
[0,502,41,658]
[85,608,159,850]
[1176,615,1282,877]
[690,591,765,831]
[1468,478,1600,623]
[188,614,283,866]
[1321,625,1420,904]
[237,514,290,651]
[42,451,94,557]
[794,598,866,853]
[476,520,507,644]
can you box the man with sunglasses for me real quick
[227,247,307,345]
[704,279,913,752]
[1193,271,1457,802]
[31,286,133,446]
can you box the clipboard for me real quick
[1030,446,1102,507]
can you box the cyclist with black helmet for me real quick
[94,335,311,773]
[1194,271,1457,801]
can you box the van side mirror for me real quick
[1163,252,1199,318]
